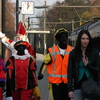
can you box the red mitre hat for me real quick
[16,21,26,36]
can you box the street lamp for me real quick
[16,0,19,28]
[2,0,6,57]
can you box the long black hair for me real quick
[74,30,93,61]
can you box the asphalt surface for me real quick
[36,53,50,100]
[3,53,50,100]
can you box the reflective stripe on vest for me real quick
[48,74,67,77]
[47,45,72,84]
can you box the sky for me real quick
[11,0,64,15]
[11,0,64,28]
[11,0,64,5]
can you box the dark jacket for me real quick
[68,48,100,92]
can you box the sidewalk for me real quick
[36,53,50,100]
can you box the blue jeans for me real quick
[71,89,90,100]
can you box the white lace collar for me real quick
[13,49,32,60]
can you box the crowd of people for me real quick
[0,22,100,100]
[38,29,100,100]
[0,22,40,100]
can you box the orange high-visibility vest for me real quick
[47,45,72,84]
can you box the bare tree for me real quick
[36,0,100,47]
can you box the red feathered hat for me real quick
[14,41,36,57]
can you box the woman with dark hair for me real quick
[68,30,100,100]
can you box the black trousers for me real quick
[6,78,12,97]
[51,83,70,100]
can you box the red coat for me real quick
[0,57,6,80]
[6,56,37,90]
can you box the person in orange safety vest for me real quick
[38,28,74,100]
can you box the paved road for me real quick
[36,53,50,100]
[3,53,50,100]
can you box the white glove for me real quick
[0,32,5,38]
